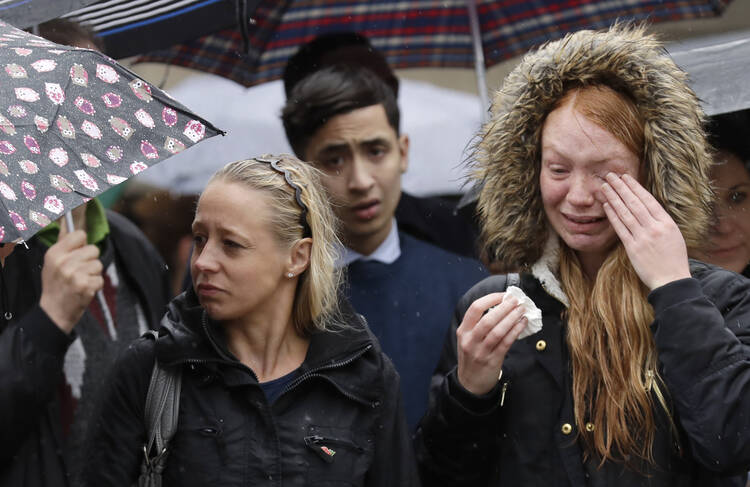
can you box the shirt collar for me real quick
[336,218,401,268]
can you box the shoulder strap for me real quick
[506,272,520,288]
[139,330,182,486]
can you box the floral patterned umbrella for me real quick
[0,20,223,243]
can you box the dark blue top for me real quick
[344,232,488,430]
[260,369,299,404]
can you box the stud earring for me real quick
[287,272,294,278]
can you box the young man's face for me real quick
[303,104,408,256]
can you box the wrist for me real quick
[39,297,76,334]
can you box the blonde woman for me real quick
[416,26,750,486]
[88,156,419,486]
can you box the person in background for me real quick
[416,24,750,486]
[692,110,750,277]
[0,19,170,487]
[281,63,488,431]
[283,31,482,259]
[87,156,420,486]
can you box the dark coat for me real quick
[0,211,170,487]
[86,289,420,487]
[416,261,750,487]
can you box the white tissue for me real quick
[502,286,543,340]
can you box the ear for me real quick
[287,237,312,277]
[398,134,409,174]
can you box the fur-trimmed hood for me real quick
[475,23,713,270]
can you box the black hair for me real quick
[281,65,400,158]
[36,18,105,52]
[707,109,750,173]
[282,31,398,98]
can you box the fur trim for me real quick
[475,23,713,270]
[530,233,569,307]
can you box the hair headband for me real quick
[254,156,312,238]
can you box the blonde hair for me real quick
[209,155,342,335]
[555,86,673,466]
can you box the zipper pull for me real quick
[500,381,509,407]
[304,436,336,464]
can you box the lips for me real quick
[196,282,222,296]
[564,214,605,224]
[562,213,608,232]
[352,199,380,221]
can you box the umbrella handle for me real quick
[64,211,75,233]
[63,210,107,320]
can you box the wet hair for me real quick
[207,155,342,335]
[36,18,105,52]
[282,31,399,98]
[281,65,400,158]
[707,110,750,172]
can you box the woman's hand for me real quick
[600,173,691,290]
[456,293,528,395]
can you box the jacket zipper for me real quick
[304,435,364,463]
[199,311,375,405]
[280,344,375,406]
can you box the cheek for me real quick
[322,178,348,203]
[540,177,565,209]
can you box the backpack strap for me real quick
[506,272,520,288]
[138,330,182,487]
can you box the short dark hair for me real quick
[36,18,105,52]
[281,65,400,158]
[707,110,750,170]
[282,32,399,98]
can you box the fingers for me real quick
[458,295,526,361]
[602,200,633,245]
[620,173,670,221]
[491,315,529,356]
[460,293,506,332]
[601,173,649,229]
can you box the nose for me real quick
[347,156,375,193]
[566,173,597,207]
[711,207,735,236]
[192,242,219,273]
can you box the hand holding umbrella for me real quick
[39,229,103,333]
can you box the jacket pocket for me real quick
[304,425,372,486]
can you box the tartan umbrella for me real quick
[0,20,223,243]
[127,0,734,89]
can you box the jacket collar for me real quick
[154,289,378,399]
[530,233,569,308]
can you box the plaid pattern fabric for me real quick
[136,0,733,88]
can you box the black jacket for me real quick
[416,261,750,486]
[0,211,170,487]
[86,289,420,486]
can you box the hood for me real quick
[475,23,714,270]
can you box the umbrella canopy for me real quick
[62,0,241,60]
[0,0,98,29]
[0,20,223,243]
[133,73,482,196]
[669,29,750,116]
[125,0,733,88]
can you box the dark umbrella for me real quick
[0,20,223,243]
[119,0,733,89]
[0,0,98,29]
[61,0,246,60]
